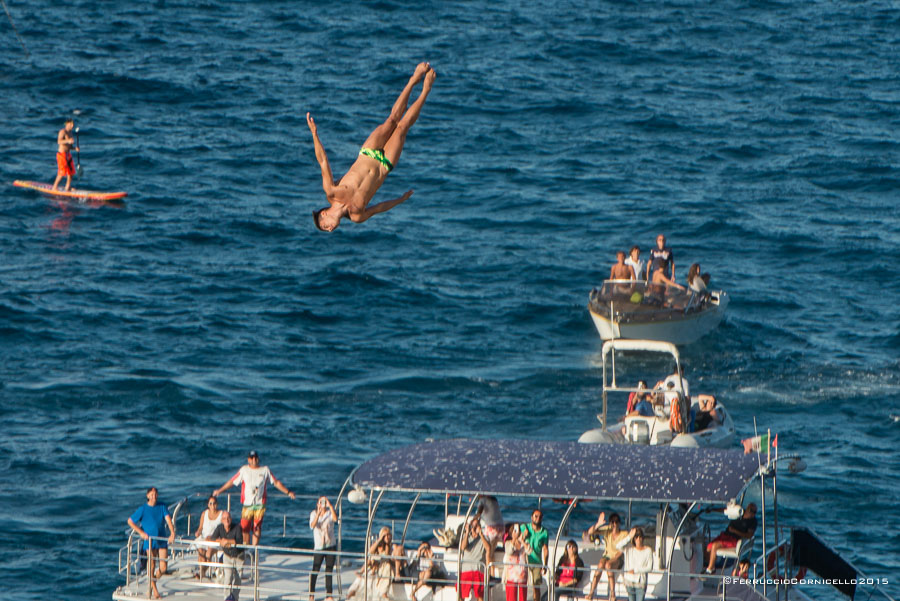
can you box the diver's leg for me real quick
[383,67,435,167]
[362,62,430,150]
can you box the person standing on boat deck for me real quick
[458,518,490,601]
[194,495,224,579]
[625,246,644,282]
[127,486,176,598]
[309,496,337,601]
[520,510,550,601]
[52,118,78,192]
[610,251,635,280]
[209,511,244,601]
[645,234,674,281]
[308,62,436,232]
[583,512,628,601]
[615,527,652,601]
[213,450,296,546]
[704,503,757,574]
[476,495,505,576]
[503,523,530,601]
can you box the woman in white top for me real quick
[194,495,224,579]
[687,263,709,293]
[615,527,653,601]
[503,523,530,601]
[309,496,338,601]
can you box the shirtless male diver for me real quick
[53,118,79,191]
[307,62,436,232]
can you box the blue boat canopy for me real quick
[352,439,760,505]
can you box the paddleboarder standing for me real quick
[52,118,78,192]
[308,62,436,232]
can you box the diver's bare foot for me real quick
[423,67,436,90]
[413,62,430,81]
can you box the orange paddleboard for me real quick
[13,180,127,202]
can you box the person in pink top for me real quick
[213,450,296,545]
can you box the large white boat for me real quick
[112,440,893,601]
[588,281,728,345]
[579,339,735,448]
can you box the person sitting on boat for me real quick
[615,527,653,601]
[347,526,398,601]
[648,263,684,306]
[687,263,710,294]
[553,540,586,601]
[194,495,224,580]
[583,512,628,601]
[503,523,531,601]
[692,394,721,432]
[703,503,757,574]
[732,558,750,579]
[625,381,648,414]
[609,251,635,281]
[625,246,644,282]
[410,541,447,598]
[626,394,655,419]
[458,518,490,601]
[645,234,674,281]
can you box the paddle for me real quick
[74,127,83,178]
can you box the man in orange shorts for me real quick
[53,118,78,191]
[213,450,296,546]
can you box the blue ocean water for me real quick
[1,0,899,598]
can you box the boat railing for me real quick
[119,531,378,601]
[170,491,452,544]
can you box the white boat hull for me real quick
[588,282,729,345]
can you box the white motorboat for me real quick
[588,281,728,345]
[579,339,735,448]
[112,440,894,601]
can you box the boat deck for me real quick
[113,544,744,601]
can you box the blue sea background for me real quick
[1,0,899,598]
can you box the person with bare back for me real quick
[307,62,436,232]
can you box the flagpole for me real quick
[755,419,768,599]
[772,432,781,599]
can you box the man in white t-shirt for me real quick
[214,450,296,545]
[662,364,689,401]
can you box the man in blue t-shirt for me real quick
[128,486,176,594]
[646,234,674,281]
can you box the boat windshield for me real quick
[589,280,709,323]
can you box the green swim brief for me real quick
[360,147,394,173]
